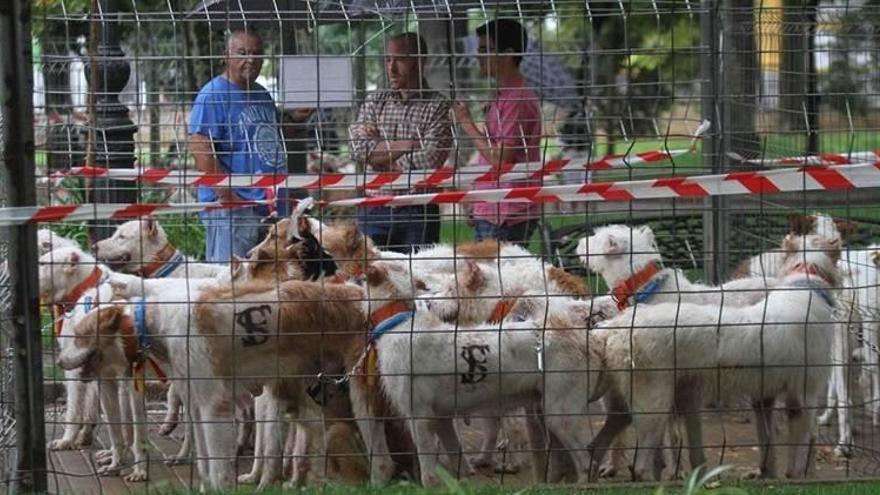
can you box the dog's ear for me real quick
[365,263,387,287]
[826,238,842,263]
[63,250,81,275]
[144,217,159,240]
[781,233,800,252]
[230,255,243,279]
[833,219,859,240]
[295,232,338,281]
[604,234,623,255]
[463,260,486,293]
[787,213,815,236]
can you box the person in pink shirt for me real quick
[453,19,542,247]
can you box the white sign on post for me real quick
[278,56,354,109]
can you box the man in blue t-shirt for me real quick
[189,29,284,262]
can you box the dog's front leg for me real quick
[257,391,287,490]
[467,415,498,472]
[283,423,312,489]
[751,398,779,478]
[238,392,268,484]
[348,380,394,483]
[95,378,126,476]
[75,382,99,447]
[199,401,237,489]
[124,386,149,482]
[49,376,88,450]
[784,398,818,479]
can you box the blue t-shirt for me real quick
[189,76,285,201]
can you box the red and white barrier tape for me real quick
[729,150,880,166]
[0,200,271,227]
[49,147,692,192]
[5,161,878,225]
[327,161,880,207]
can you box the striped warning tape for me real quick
[3,161,878,226]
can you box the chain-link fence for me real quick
[2,0,880,492]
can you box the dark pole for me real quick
[702,0,725,285]
[1,0,48,492]
[88,0,137,241]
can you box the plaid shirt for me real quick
[349,87,453,185]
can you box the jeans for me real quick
[473,219,538,249]
[200,206,267,262]
[358,204,441,254]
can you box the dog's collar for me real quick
[611,263,663,310]
[138,243,183,278]
[54,267,105,337]
[118,301,167,393]
[789,277,835,308]
[369,300,413,343]
[59,267,104,311]
[488,295,522,324]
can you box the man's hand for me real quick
[451,101,474,127]
[214,187,242,203]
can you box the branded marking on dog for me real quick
[460,345,490,384]
[235,305,272,347]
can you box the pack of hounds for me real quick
[36,206,880,489]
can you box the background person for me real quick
[349,32,453,253]
[453,19,543,247]
[189,29,284,262]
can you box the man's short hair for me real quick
[387,32,428,57]
[476,19,528,67]
[225,28,263,52]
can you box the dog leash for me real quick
[129,297,168,394]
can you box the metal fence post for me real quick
[0,0,48,492]
[701,0,726,285]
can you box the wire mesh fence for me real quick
[1,0,880,492]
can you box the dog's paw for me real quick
[74,428,95,447]
[97,463,123,477]
[47,438,76,451]
[834,444,853,459]
[124,468,148,482]
[94,450,115,466]
[493,460,520,475]
[468,456,493,473]
[237,471,259,485]
[597,463,617,478]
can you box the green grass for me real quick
[154,480,880,495]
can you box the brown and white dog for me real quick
[57,279,382,490]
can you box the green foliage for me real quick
[654,466,748,495]
[154,214,207,260]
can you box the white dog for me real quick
[39,247,151,480]
[93,217,227,279]
[731,213,863,457]
[39,247,110,452]
[595,233,839,480]
[363,260,606,485]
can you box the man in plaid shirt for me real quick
[349,32,452,253]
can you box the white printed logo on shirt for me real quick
[241,104,285,169]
